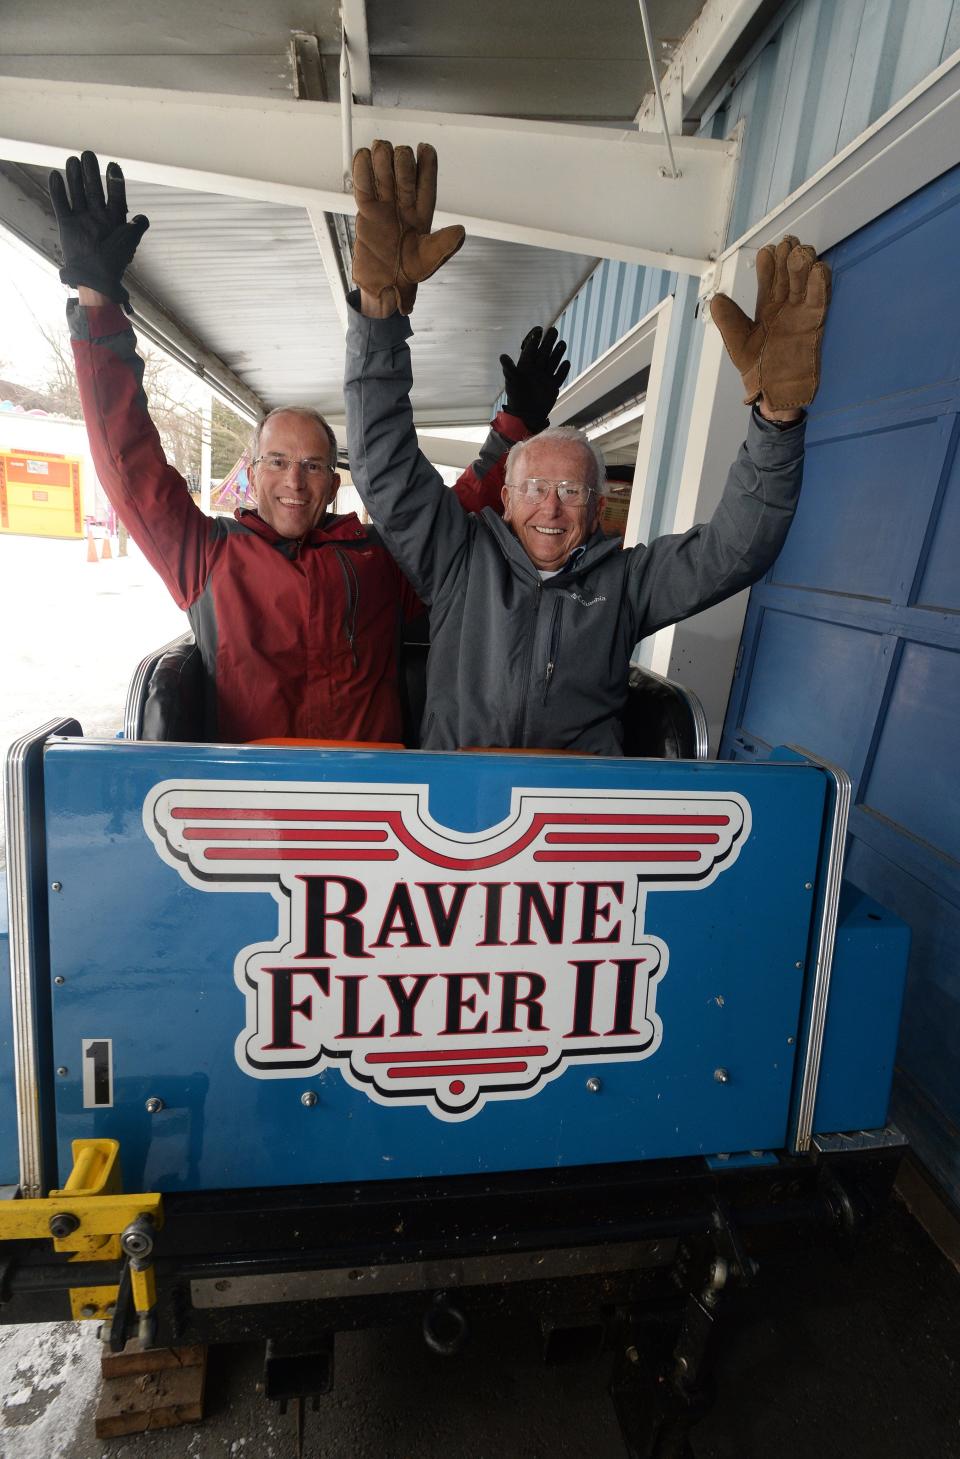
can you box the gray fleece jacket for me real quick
[345,297,805,755]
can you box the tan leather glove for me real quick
[710,236,832,411]
[352,140,466,316]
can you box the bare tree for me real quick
[39,321,203,480]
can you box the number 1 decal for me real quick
[82,1039,113,1108]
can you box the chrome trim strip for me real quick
[123,632,193,741]
[684,683,710,761]
[4,718,81,1196]
[191,1237,676,1309]
[787,744,852,1154]
[812,1126,907,1154]
[639,666,711,761]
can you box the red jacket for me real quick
[69,302,527,743]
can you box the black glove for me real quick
[499,326,571,432]
[48,151,149,313]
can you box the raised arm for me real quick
[345,297,473,605]
[628,237,830,632]
[347,140,479,602]
[50,152,218,609]
[626,408,806,635]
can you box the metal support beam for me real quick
[340,0,372,106]
[0,78,739,274]
[306,205,350,333]
[636,0,777,131]
[0,160,264,422]
[339,27,354,190]
[636,0,680,178]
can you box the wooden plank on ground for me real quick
[95,1347,207,1438]
[101,1341,206,1379]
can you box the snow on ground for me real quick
[0,533,187,870]
[0,1321,103,1459]
[0,533,186,1455]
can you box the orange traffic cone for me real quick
[101,535,112,560]
[86,530,98,563]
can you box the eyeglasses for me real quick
[511,477,596,506]
[252,454,335,478]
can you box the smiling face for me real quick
[502,437,605,572]
[249,411,340,538]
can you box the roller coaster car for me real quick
[0,635,909,1456]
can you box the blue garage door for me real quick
[721,163,960,1204]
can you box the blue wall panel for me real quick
[769,422,947,601]
[739,612,885,776]
[916,436,960,610]
[863,641,960,865]
[845,836,960,1140]
[723,163,960,1202]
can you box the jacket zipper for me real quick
[542,596,564,703]
[514,581,542,745]
[333,547,361,667]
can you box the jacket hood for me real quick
[234,507,368,546]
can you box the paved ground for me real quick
[2,532,959,1458]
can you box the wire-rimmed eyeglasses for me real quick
[510,477,596,506]
[252,453,336,478]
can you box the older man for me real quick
[345,141,830,755]
[49,151,567,743]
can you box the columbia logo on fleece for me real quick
[563,590,608,607]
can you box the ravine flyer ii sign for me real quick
[144,779,751,1120]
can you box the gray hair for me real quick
[504,425,607,494]
[252,407,338,468]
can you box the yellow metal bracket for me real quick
[0,1139,163,1322]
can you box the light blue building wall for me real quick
[550,0,960,507]
[553,258,676,380]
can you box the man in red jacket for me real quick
[51,151,569,744]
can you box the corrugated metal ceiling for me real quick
[0,0,708,417]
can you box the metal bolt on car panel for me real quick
[51,882,62,892]
[48,1211,80,1239]
[145,1097,164,1114]
[56,1066,68,1077]
[713,1068,730,1084]
[120,1215,155,1259]
[301,1091,319,1107]
[54,976,65,986]
[585,1077,602,1093]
